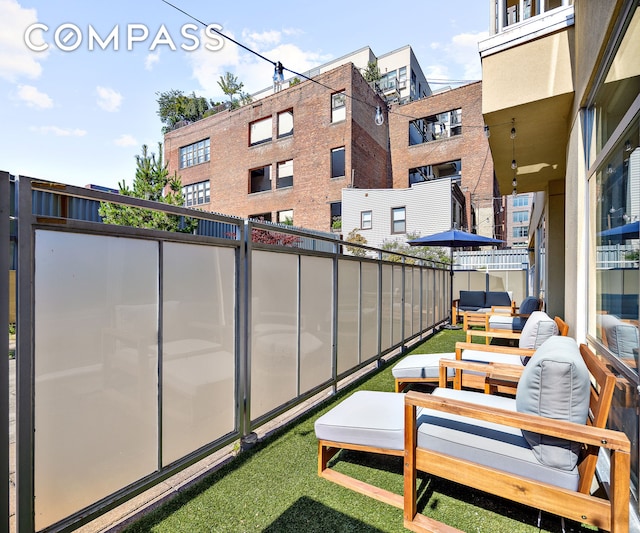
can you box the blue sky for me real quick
[0,0,490,190]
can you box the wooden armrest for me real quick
[404,392,630,451]
[490,305,512,314]
[466,329,522,342]
[455,341,535,357]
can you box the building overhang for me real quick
[480,8,575,195]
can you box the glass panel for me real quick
[331,147,345,178]
[278,110,293,137]
[361,262,379,361]
[381,264,393,351]
[424,269,434,328]
[412,267,421,332]
[162,243,236,466]
[300,256,333,393]
[592,6,640,158]
[250,251,298,420]
[250,117,272,145]
[34,231,158,530]
[337,260,360,373]
[404,267,413,336]
[392,265,404,345]
[277,160,293,189]
[250,166,271,193]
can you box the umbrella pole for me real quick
[444,248,461,329]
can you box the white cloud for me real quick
[30,125,87,137]
[0,0,49,82]
[145,51,160,71]
[16,84,52,108]
[425,30,489,83]
[187,28,331,99]
[114,134,138,147]
[96,86,123,112]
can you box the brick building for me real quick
[164,63,391,230]
[165,58,501,237]
[387,81,501,239]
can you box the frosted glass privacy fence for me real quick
[6,175,450,532]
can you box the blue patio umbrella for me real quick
[408,229,504,328]
[597,220,639,240]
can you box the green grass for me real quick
[123,329,594,533]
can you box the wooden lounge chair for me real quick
[405,339,629,532]
[392,312,567,393]
[316,338,629,532]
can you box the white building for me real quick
[252,45,431,104]
[341,178,466,250]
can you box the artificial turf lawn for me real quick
[123,328,595,533]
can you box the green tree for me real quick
[345,229,368,257]
[381,232,451,265]
[362,61,381,83]
[99,143,197,233]
[156,90,216,133]
[217,72,244,108]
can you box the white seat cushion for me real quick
[391,353,455,379]
[315,391,408,450]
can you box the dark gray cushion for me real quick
[518,296,540,316]
[459,290,486,309]
[515,337,590,471]
[485,291,511,307]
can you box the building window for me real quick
[513,226,528,238]
[330,202,342,228]
[249,117,272,146]
[183,180,210,207]
[276,159,293,189]
[277,209,293,225]
[512,211,529,223]
[331,147,345,178]
[179,138,210,168]
[391,207,406,234]
[361,210,372,230]
[331,91,346,123]
[409,109,462,145]
[409,160,461,186]
[278,110,293,138]
[249,165,271,194]
[249,212,271,222]
[512,195,529,207]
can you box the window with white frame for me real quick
[513,226,528,238]
[512,195,529,207]
[183,180,210,207]
[249,117,272,146]
[331,91,346,122]
[391,207,406,234]
[276,159,293,189]
[512,211,529,223]
[361,210,372,230]
[278,110,293,138]
[180,139,210,168]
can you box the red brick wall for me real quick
[165,63,390,232]
[387,82,496,232]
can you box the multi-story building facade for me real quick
[504,192,534,247]
[252,45,431,104]
[480,0,640,518]
[165,48,499,240]
[165,63,391,230]
[387,81,501,240]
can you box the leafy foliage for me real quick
[251,227,301,246]
[381,232,451,265]
[156,90,222,133]
[99,143,197,233]
[362,60,382,82]
[217,72,252,110]
[345,229,368,257]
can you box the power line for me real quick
[160,0,498,128]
